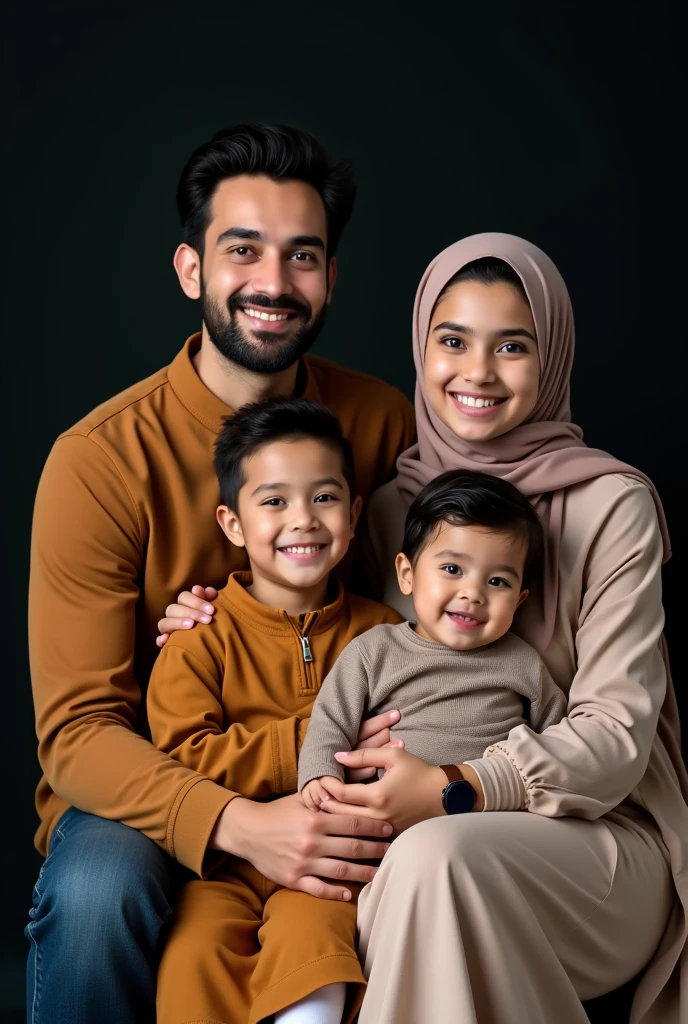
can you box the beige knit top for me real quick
[362,473,688,1022]
[298,623,566,790]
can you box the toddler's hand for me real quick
[301,777,339,811]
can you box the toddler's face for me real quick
[396,522,529,651]
[219,438,360,596]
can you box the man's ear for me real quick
[349,495,363,537]
[217,505,245,548]
[395,552,414,595]
[326,256,338,303]
[174,243,202,300]
[516,588,529,608]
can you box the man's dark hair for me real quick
[177,123,356,258]
[401,469,543,588]
[214,398,356,511]
[437,256,529,306]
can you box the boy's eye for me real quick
[440,564,462,575]
[314,493,337,503]
[262,498,285,507]
[488,576,510,588]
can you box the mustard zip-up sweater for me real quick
[147,573,403,803]
[28,335,414,875]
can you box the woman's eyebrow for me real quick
[432,321,536,343]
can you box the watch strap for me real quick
[440,764,464,785]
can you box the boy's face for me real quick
[395,522,529,651]
[218,438,361,606]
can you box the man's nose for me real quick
[251,250,292,301]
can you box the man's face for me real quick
[199,175,335,374]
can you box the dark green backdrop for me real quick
[4,1,683,1017]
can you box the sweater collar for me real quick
[167,334,322,435]
[220,571,346,636]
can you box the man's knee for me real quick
[35,810,175,938]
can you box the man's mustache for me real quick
[228,293,311,319]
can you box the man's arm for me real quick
[29,434,231,875]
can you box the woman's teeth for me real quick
[454,395,503,408]
[243,307,289,321]
[281,545,323,554]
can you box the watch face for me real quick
[444,780,475,814]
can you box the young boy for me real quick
[147,398,402,1024]
[299,469,566,820]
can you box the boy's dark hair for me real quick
[214,398,356,511]
[177,123,356,258]
[401,469,543,588]
[437,256,529,306]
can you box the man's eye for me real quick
[230,246,255,258]
[488,576,510,588]
[291,251,316,262]
[440,564,461,575]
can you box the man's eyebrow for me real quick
[289,234,325,251]
[433,549,520,579]
[216,227,265,247]
[250,477,344,497]
[432,321,536,343]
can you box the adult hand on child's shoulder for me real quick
[156,585,218,647]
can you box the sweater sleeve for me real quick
[298,639,371,789]
[29,434,232,876]
[464,481,668,818]
[147,642,307,798]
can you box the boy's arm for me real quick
[298,640,371,790]
[147,642,308,799]
[29,434,231,876]
[527,659,568,733]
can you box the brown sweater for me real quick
[298,623,566,789]
[147,574,403,804]
[28,335,414,874]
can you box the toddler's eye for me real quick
[440,564,461,575]
[488,576,510,588]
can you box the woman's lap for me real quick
[357,812,673,1024]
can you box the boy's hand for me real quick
[301,777,339,811]
[156,585,218,647]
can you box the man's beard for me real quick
[200,285,328,375]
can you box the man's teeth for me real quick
[243,307,289,321]
[282,545,323,554]
[455,395,502,408]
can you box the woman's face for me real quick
[425,279,540,442]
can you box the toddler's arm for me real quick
[298,639,371,792]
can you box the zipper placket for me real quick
[295,612,317,692]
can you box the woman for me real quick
[321,233,688,1023]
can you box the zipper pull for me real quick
[300,636,313,663]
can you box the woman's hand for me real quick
[349,710,405,782]
[319,747,448,834]
[156,585,218,647]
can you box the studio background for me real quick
[3,1,683,1017]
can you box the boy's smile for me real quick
[217,437,361,616]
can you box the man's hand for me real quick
[349,710,404,781]
[210,794,393,901]
[156,585,218,647]
[301,777,339,811]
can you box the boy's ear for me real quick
[516,588,529,608]
[395,552,414,595]
[349,495,363,537]
[217,505,245,548]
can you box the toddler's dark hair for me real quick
[214,398,356,511]
[401,469,543,588]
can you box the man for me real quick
[26,123,414,1022]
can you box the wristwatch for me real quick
[440,764,476,814]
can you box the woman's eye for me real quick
[441,337,465,350]
[488,576,510,588]
[498,342,526,354]
[440,564,461,575]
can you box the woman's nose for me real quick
[462,350,496,385]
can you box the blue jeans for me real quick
[25,807,177,1024]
